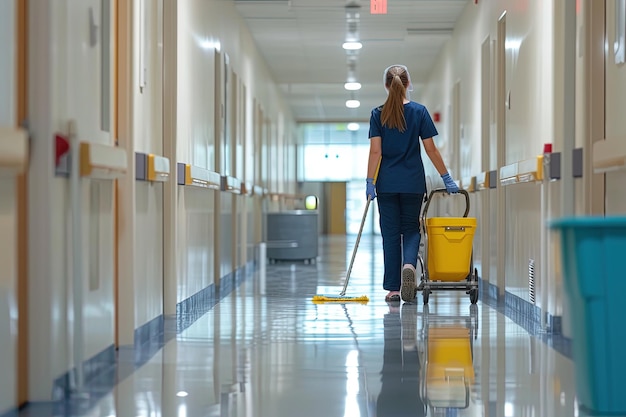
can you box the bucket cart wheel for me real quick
[469,268,479,304]
[423,289,430,305]
[470,304,479,337]
[415,261,425,300]
[469,289,478,304]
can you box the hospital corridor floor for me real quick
[18,235,594,417]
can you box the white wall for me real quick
[28,0,116,400]
[24,0,296,404]
[175,0,296,303]
[604,0,626,214]
[422,0,556,171]
[135,181,164,328]
[133,0,164,331]
[177,188,216,303]
[0,179,17,414]
[219,193,234,278]
[176,2,216,170]
[420,0,563,316]
[0,0,15,126]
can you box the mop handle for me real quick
[340,158,380,296]
[340,197,371,296]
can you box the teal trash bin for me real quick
[551,216,626,415]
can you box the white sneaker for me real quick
[401,264,417,303]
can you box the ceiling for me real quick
[234,0,470,124]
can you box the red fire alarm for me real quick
[55,134,70,166]
[433,112,441,122]
[371,0,387,14]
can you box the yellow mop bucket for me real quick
[426,217,476,282]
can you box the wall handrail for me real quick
[221,175,242,194]
[593,138,626,173]
[148,154,170,182]
[0,127,28,176]
[80,141,127,179]
[476,171,490,190]
[499,156,544,186]
[178,163,221,189]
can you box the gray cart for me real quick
[266,210,318,263]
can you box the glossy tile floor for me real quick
[18,235,606,416]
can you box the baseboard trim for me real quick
[19,260,256,415]
[50,344,117,401]
[175,260,255,333]
[479,277,571,358]
[176,282,217,333]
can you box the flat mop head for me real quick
[311,294,369,303]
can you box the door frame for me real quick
[480,35,491,284]
[585,0,605,215]
[115,0,135,347]
[496,11,507,297]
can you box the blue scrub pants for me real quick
[377,193,424,292]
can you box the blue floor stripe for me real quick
[479,278,572,359]
[14,263,256,417]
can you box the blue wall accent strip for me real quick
[219,270,235,299]
[217,269,245,300]
[176,283,216,332]
[14,261,258,417]
[133,314,164,366]
[479,278,500,301]
[479,276,571,359]
[50,344,117,404]
[136,152,148,181]
[504,291,542,329]
[175,262,256,333]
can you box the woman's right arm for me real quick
[368,136,382,179]
[423,137,459,193]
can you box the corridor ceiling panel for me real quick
[234,0,470,123]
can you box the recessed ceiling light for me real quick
[176,391,189,398]
[346,100,360,108]
[344,82,362,91]
[342,42,362,50]
[347,123,360,131]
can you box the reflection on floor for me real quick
[16,234,595,417]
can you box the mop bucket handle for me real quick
[421,189,470,220]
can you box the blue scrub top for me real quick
[368,101,438,194]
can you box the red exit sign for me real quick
[371,0,387,14]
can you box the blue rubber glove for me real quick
[366,178,376,201]
[441,172,459,194]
